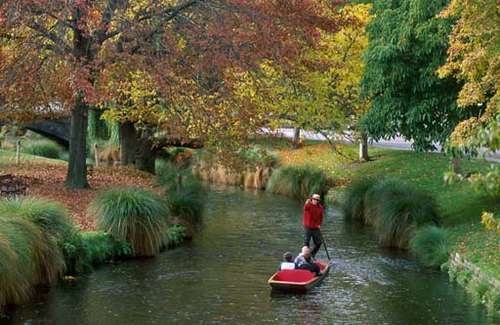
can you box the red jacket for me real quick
[303,202,324,229]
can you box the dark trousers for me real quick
[304,227,322,258]
[298,262,321,276]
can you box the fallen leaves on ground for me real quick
[1,162,159,230]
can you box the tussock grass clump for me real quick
[90,188,168,257]
[410,226,449,268]
[367,179,440,248]
[267,165,328,201]
[157,160,206,223]
[0,198,75,242]
[342,178,441,249]
[341,178,376,222]
[0,211,66,306]
[24,140,63,159]
[0,219,34,306]
[0,198,70,285]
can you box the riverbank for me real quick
[265,140,499,315]
[0,150,193,309]
[4,186,492,324]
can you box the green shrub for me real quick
[90,188,168,257]
[165,225,187,248]
[238,145,278,167]
[63,231,132,274]
[410,226,449,268]
[23,140,63,159]
[341,178,376,222]
[267,165,328,201]
[156,160,181,190]
[157,160,206,223]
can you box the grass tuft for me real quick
[90,188,168,257]
[342,178,441,249]
[0,219,34,306]
[410,226,450,268]
[0,198,75,242]
[266,165,328,201]
[0,210,65,306]
[341,178,376,222]
[0,198,70,286]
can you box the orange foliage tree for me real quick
[0,1,348,188]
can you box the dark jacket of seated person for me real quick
[294,247,321,276]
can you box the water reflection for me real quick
[4,186,493,324]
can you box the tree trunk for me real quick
[93,143,99,167]
[119,122,136,165]
[359,133,369,161]
[88,108,97,143]
[292,127,301,149]
[15,139,21,165]
[108,121,120,146]
[135,135,155,173]
[451,156,461,174]
[65,98,89,188]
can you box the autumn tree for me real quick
[233,4,371,156]
[360,0,476,151]
[437,0,499,150]
[0,1,347,188]
[439,0,499,221]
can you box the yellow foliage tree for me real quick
[438,0,499,146]
[233,4,371,152]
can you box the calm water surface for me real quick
[4,186,492,324]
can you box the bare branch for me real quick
[94,0,129,44]
[102,0,204,46]
[26,21,72,55]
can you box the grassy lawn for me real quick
[271,141,499,277]
[0,149,66,165]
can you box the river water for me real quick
[5,186,491,324]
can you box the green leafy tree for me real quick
[361,0,474,151]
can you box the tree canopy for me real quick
[438,0,499,150]
[0,0,349,187]
[360,0,474,151]
[232,3,371,147]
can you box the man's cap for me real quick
[311,194,321,200]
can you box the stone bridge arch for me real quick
[0,119,70,148]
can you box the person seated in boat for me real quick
[294,246,321,276]
[278,252,296,271]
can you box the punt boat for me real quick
[268,260,330,293]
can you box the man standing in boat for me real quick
[302,193,324,258]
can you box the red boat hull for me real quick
[268,260,330,293]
